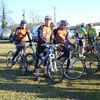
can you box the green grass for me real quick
[0,40,100,100]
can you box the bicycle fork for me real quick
[49,54,57,72]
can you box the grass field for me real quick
[0,40,100,100]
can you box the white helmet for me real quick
[45,15,52,20]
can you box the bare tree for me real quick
[0,0,7,29]
[30,11,43,25]
[0,0,13,29]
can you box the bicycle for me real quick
[84,39,100,74]
[6,43,23,68]
[55,43,85,80]
[6,42,34,74]
[25,43,64,83]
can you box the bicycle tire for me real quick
[19,55,27,75]
[47,59,64,83]
[64,56,84,80]
[85,53,99,74]
[25,53,36,65]
[25,53,36,72]
[6,51,14,68]
[25,45,34,54]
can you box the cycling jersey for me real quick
[87,27,97,39]
[54,28,68,43]
[38,25,52,43]
[16,28,28,42]
[77,27,86,38]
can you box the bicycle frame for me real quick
[38,45,53,64]
[37,44,57,72]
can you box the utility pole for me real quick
[54,6,56,24]
[22,9,25,20]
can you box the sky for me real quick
[4,0,100,26]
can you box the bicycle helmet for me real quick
[87,23,93,27]
[81,23,85,27]
[20,20,27,25]
[45,15,52,20]
[60,20,69,26]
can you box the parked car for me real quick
[1,29,12,39]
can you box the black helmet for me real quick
[88,23,93,27]
[80,23,86,27]
[20,20,27,25]
[45,15,52,20]
[60,20,69,26]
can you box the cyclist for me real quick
[86,23,97,44]
[33,15,54,81]
[12,20,32,64]
[76,23,86,58]
[53,20,70,67]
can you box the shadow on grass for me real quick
[0,53,7,64]
[0,40,10,44]
[0,67,50,83]
[0,58,6,64]
[0,63,100,82]
[0,67,99,99]
[0,82,99,99]
[0,53,7,57]
[0,67,22,82]
[82,72,100,80]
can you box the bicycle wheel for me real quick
[25,45,34,54]
[6,51,14,68]
[85,53,99,74]
[93,42,100,55]
[25,53,36,65]
[69,49,78,65]
[25,53,36,72]
[64,56,84,80]
[47,59,64,83]
[19,55,27,75]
